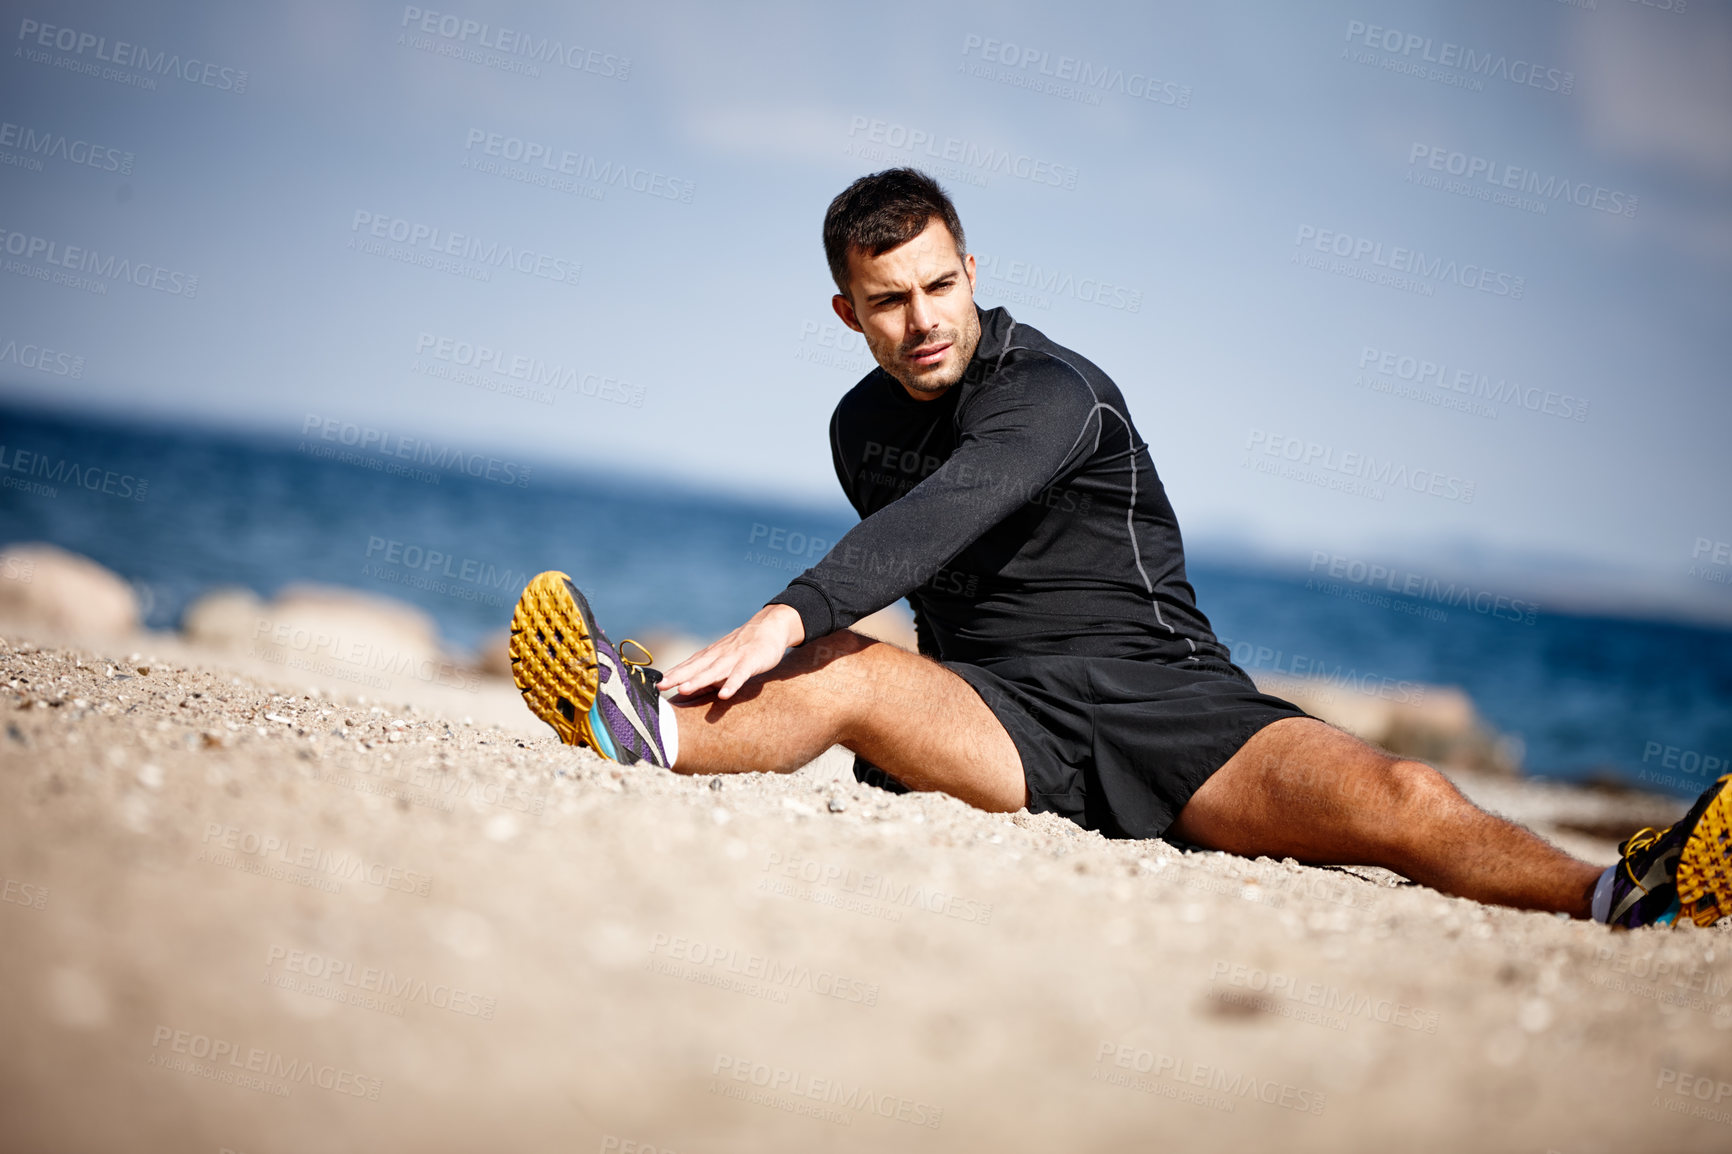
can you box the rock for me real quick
[181,583,458,688]
[1254,673,1520,775]
[180,587,268,651]
[0,543,139,638]
[478,631,515,679]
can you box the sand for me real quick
[1,626,1729,1154]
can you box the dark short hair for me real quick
[823,168,967,296]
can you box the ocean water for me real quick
[2,404,1727,800]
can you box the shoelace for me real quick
[1621,825,1668,891]
[617,638,663,692]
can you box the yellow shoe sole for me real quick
[1676,775,1732,928]
[508,571,601,749]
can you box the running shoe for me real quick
[508,571,673,768]
[1605,774,1732,929]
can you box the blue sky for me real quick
[3,0,1729,620]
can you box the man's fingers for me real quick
[667,650,737,695]
[662,623,784,698]
[718,665,751,701]
[666,642,729,683]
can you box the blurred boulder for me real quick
[1254,673,1521,776]
[479,630,515,679]
[180,587,268,650]
[0,543,138,638]
[181,583,461,686]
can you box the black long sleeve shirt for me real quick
[769,306,1228,668]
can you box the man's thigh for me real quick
[799,631,1027,812]
[1167,716,1408,858]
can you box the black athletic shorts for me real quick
[853,654,1308,840]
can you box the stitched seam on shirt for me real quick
[1029,349,1185,643]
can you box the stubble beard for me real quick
[880,307,982,398]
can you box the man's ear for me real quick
[832,292,863,333]
[963,252,976,295]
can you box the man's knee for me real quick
[1379,758,1466,833]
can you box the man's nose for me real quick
[906,292,935,336]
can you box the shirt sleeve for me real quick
[769,354,1099,642]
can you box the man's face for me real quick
[832,217,981,401]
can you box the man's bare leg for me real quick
[1169,717,1604,916]
[667,634,1600,915]
[668,630,1027,813]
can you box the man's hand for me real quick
[660,604,806,701]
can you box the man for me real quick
[509,168,1730,930]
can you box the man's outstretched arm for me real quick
[665,359,1099,698]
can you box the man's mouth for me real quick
[907,342,951,369]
